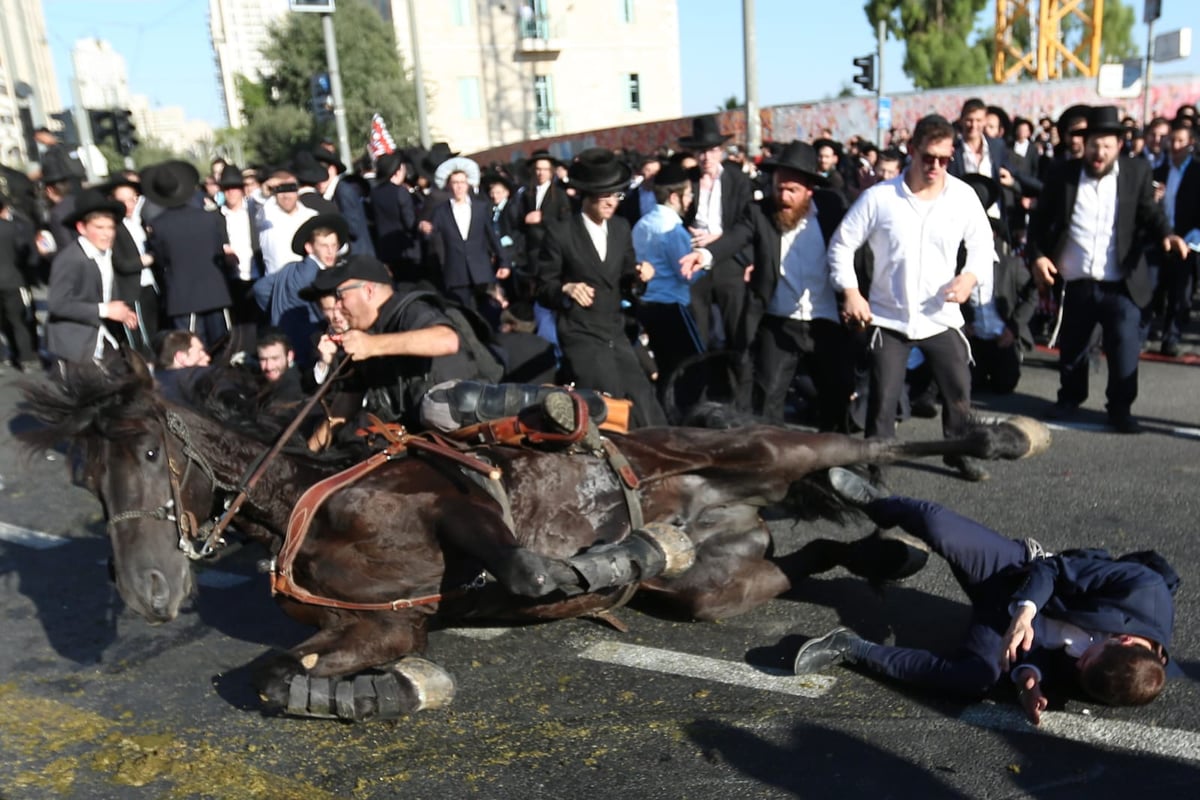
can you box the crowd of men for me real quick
[0,95,1191,727]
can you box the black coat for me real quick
[1153,158,1200,237]
[371,181,419,269]
[518,180,573,259]
[536,214,637,341]
[1027,157,1172,308]
[331,178,375,257]
[148,206,232,316]
[0,215,37,291]
[428,198,509,289]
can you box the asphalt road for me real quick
[1,347,1199,800]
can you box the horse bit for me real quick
[106,410,240,560]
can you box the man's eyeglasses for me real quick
[597,192,626,201]
[920,153,952,168]
[334,281,367,300]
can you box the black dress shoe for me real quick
[1044,401,1079,421]
[828,467,888,506]
[1108,415,1142,434]
[793,627,864,675]
[943,455,989,482]
[1161,341,1181,358]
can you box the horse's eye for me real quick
[146,449,158,461]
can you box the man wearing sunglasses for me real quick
[828,114,995,481]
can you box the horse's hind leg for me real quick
[256,611,454,721]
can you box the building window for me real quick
[458,77,481,120]
[452,0,471,26]
[520,0,549,39]
[534,75,555,135]
[620,0,634,23]
[626,73,641,112]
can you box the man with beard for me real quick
[828,114,994,481]
[1151,119,1200,358]
[1029,106,1186,433]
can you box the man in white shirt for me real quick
[1028,106,1185,433]
[258,174,317,275]
[828,114,994,481]
[218,167,262,347]
[1151,119,1200,357]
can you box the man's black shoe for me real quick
[943,455,989,482]
[910,397,939,418]
[1108,415,1142,434]
[828,467,888,507]
[793,627,864,675]
[1161,341,1181,358]
[1044,401,1079,421]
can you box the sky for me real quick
[40,0,1200,130]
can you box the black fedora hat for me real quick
[217,165,248,191]
[63,188,125,228]
[653,160,691,187]
[811,138,843,157]
[567,148,632,195]
[480,170,515,193]
[1056,104,1092,140]
[1081,105,1126,138]
[291,213,351,256]
[962,173,1000,211]
[375,152,408,183]
[679,115,733,150]
[140,160,200,208]
[312,147,347,176]
[291,151,328,186]
[525,149,561,168]
[422,142,460,175]
[761,140,828,186]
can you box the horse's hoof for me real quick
[279,658,455,721]
[1004,415,1052,458]
[637,522,696,578]
[392,656,457,712]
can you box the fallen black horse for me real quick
[19,350,1050,721]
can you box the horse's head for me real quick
[19,351,218,623]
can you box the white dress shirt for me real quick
[451,197,472,240]
[1058,161,1120,283]
[581,213,607,262]
[222,204,255,281]
[260,199,317,274]
[694,166,724,236]
[828,174,994,340]
[78,235,118,358]
[766,201,838,321]
[535,180,550,210]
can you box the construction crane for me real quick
[994,0,1105,82]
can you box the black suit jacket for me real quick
[685,166,754,269]
[332,178,375,257]
[46,240,133,362]
[371,181,419,269]
[148,206,232,316]
[0,215,37,291]
[536,214,637,340]
[429,198,509,289]
[518,180,573,259]
[1153,157,1200,237]
[1028,157,1172,308]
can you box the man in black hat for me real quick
[259,169,318,274]
[1029,106,1187,433]
[142,160,234,348]
[291,152,340,217]
[536,147,666,427]
[518,149,572,267]
[311,148,375,257]
[215,165,263,348]
[828,114,995,480]
[678,114,754,353]
[812,138,846,198]
[0,194,39,369]
[1150,119,1200,357]
[482,170,525,284]
[46,189,139,363]
[101,175,160,352]
[33,127,85,194]
[253,213,349,368]
[427,167,510,327]
[371,152,420,276]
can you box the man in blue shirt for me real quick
[632,159,704,405]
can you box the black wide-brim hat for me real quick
[679,114,733,150]
[421,142,460,176]
[312,148,347,176]
[375,152,408,183]
[962,172,1001,211]
[217,165,247,190]
[760,140,829,186]
[567,148,632,194]
[1056,104,1092,139]
[812,138,843,157]
[525,149,562,168]
[140,160,200,209]
[291,151,329,186]
[1081,105,1126,138]
[63,188,125,228]
[480,169,515,193]
[291,213,351,256]
[653,160,691,187]
[305,254,392,298]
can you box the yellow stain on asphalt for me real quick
[0,683,344,799]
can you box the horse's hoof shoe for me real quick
[638,522,696,578]
[393,657,457,712]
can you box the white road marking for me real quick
[1171,427,1200,439]
[0,521,68,550]
[960,704,1200,762]
[1044,421,1113,433]
[196,570,252,589]
[579,641,835,698]
[443,626,512,640]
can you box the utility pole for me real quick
[320,12,352,169]
[742,0,760,157]
[406,0,431,149]
[1142,0,1161,125]
[876,18,886,151]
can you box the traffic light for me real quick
[50,111,79,147]
[310,73,333,122]
[114,109,138,156]
[853,55,876,92]
[88,109,116,146]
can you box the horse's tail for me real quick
[887,415,1052,463]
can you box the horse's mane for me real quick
[17,357,162,451]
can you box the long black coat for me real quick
[148,206,232,316]
[371,181,419,270]
[428,198,509,289]
[1027,157,1172,308]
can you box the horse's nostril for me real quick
[147,569,171,615]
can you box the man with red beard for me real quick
[828,115,994,481]
[1028,106,1186,433]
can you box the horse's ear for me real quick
[124,346,155,388]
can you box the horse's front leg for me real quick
[256,610,454,721]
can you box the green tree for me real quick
[718,94,740,111]
[258,0,418,154]
[234,73,269,121]
[865,0,992,89]
[242,104,317,168]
